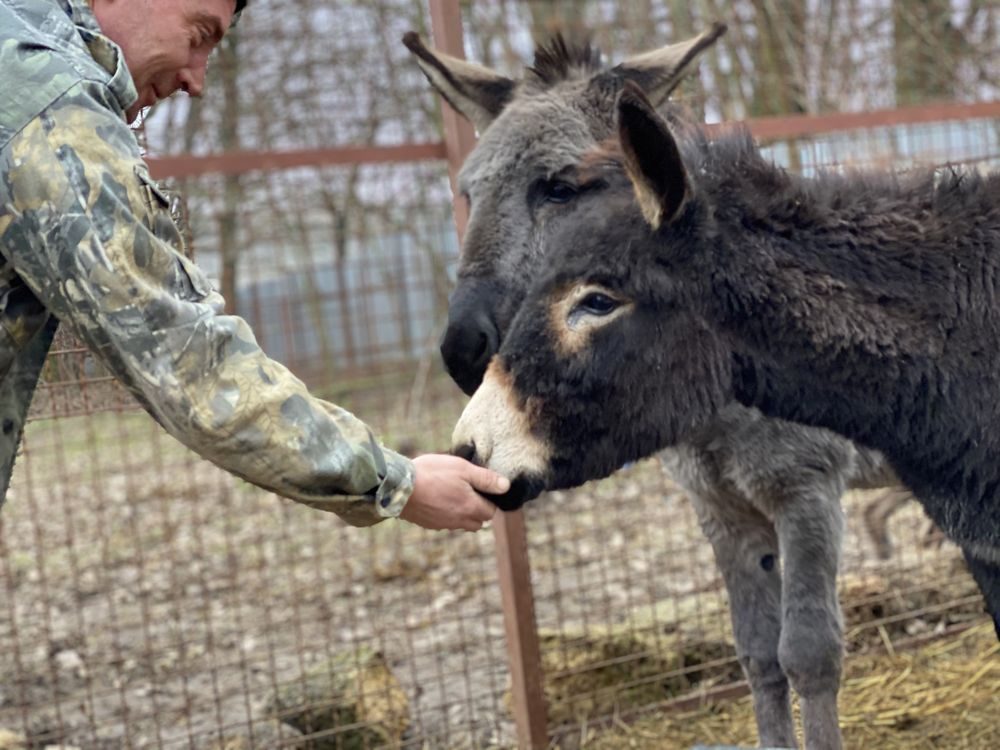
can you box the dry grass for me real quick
[583,622,999,750]
[522,627,742,729]
[532,558,987,741]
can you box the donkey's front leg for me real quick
[695,497,797,748]
[775,489,845,750]
[961,547,1000,639]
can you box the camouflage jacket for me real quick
[0,0,414,525]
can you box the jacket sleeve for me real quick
[0,83,414,526]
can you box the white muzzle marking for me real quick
[452,359,551,479]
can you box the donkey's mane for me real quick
[580,117,992,226]
[525,34,604,89]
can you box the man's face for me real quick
[91,0,237,123]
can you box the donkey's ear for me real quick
[403,32,516,134]
[611,23,726,107]
[617,81,689,229]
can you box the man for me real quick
[0,0,507,530]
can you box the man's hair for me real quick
[235,1,247,12]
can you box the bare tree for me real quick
[894,0,961,106]
[749,0,808,116]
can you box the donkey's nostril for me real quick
[471,331,490,363]
[476,314,500,361]
[453,441,479,464]
[441,323,495,396]
[440,284,503,396]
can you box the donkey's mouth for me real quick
[451,442,547,511]
[478,474,547,511]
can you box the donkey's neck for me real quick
[708,164,962,369]
[700,159,1000,542]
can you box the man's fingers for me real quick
[467,465,511,495]
[473,497,497,522]
[454,513,483,532]
[459,494,496,531]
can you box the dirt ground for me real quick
[0,399,992,750]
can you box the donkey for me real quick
[451,82,1000,655]
[407,29,917,750]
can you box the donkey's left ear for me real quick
[403,32,516,134]
[617,81,689,230]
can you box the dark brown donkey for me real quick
[453,80,1000,676]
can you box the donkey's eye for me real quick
[541,180,578,204]
[577,292,620,316]
[529,177,582,211]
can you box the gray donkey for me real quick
[406,28,917,750]
[451,80,1000,658]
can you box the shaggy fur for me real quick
[525,34,604,90]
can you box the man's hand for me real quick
[399,454,510,531]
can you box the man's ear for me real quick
[610,23,726,107]
[403,32,516,135]
[617,81,689,229]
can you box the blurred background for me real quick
[1,1,999,748]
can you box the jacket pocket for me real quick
[174,252,214,301]
[134,164,171,211]
[134,165,193,260]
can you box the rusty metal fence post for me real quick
[427,1,550,747]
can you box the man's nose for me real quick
[178,66,207,97]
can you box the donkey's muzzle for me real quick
[440,280,503,395]
[477,474,546,512]
[450,442,545,511]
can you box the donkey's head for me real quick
[451,83,740,498]
[404,25,725,396]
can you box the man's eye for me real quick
[192,26,212,47]
[577,292,619,316]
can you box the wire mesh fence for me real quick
[2,1,999,748]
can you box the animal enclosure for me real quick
[1,1,999,749]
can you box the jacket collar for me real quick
[58,0,139,117]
